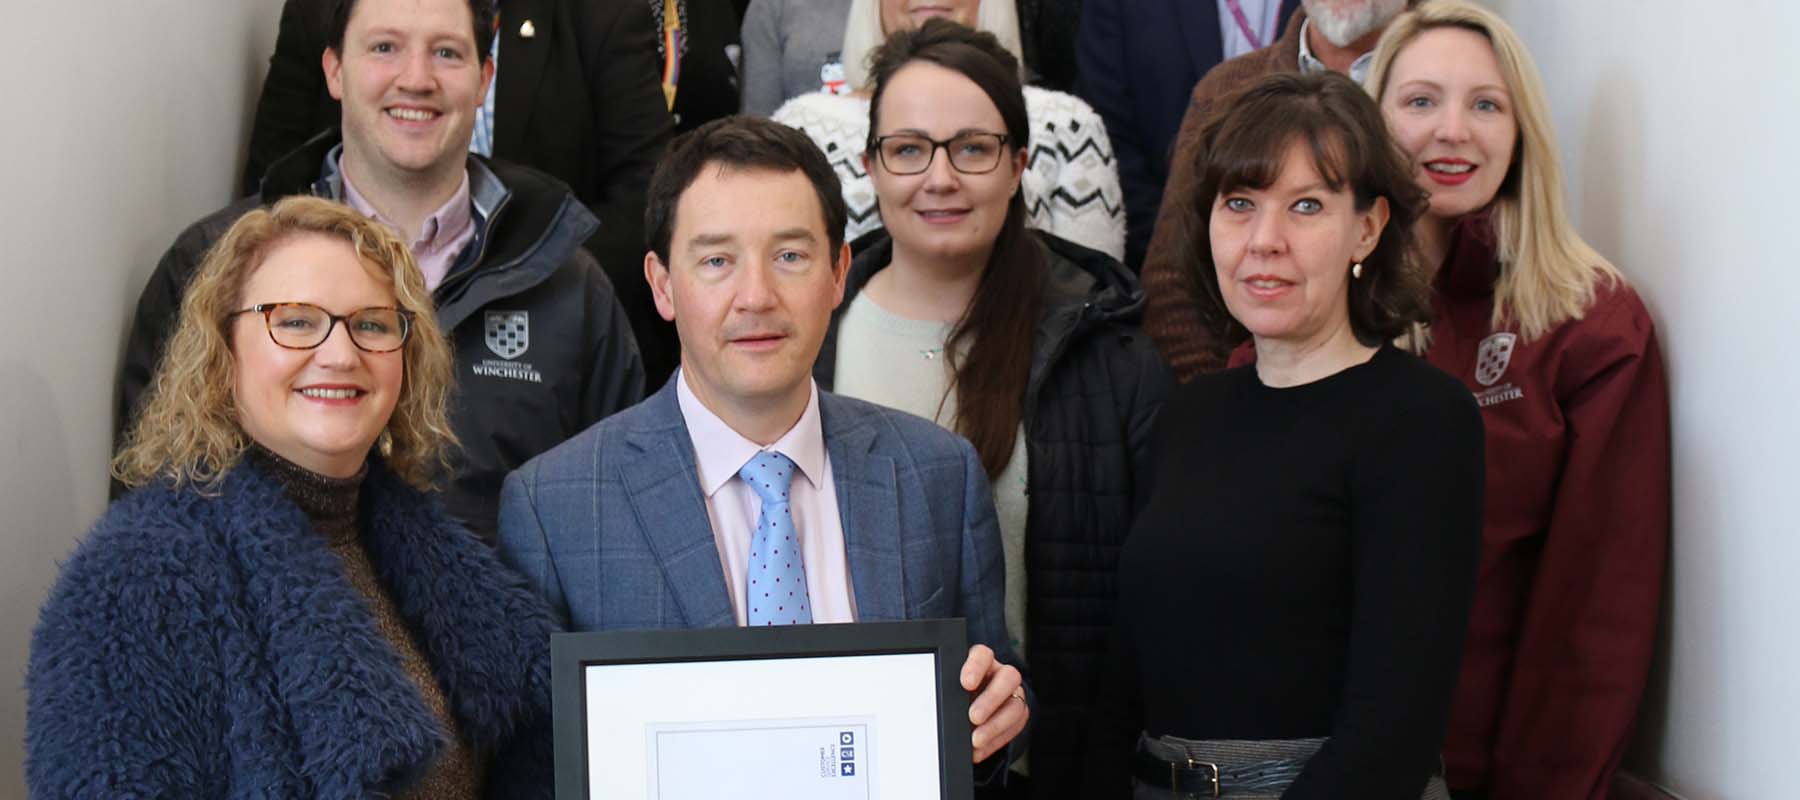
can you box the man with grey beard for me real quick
[1138,0,1412,381]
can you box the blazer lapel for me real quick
[821,396,906,622]
[621,388,737,629]
[493,0,553,158]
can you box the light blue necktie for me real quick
[739,451,813,626]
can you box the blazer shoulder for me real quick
[514,393,670,478]
[822,392,975,466]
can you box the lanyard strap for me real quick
[661,0,682,110]
[1222,0,1265,51]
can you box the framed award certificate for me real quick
[552,619,974,800]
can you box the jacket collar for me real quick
[259,129,598,330]
[208,456,553,794]
[1258,6,1310,78]
[616,382,909,625]
[1435,211,1504,300]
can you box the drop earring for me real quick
[1351,262,1364,279]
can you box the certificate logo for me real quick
[837,730,858,777]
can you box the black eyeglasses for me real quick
[228,302,415,353]
[869,132,1010,175]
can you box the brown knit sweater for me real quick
[248,446,482,799]
[1139,7,1308,381]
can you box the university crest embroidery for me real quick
[485,310,530,359]
[1475,332,1518,387]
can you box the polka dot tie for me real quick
[739,451,813,626]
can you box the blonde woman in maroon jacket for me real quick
[1361,3,1671,798]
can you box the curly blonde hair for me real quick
[113,196,458,491]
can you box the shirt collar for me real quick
[335,152,473,254]
[676,370,828,497]
[1297,18,1375,84]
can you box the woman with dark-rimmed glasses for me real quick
[812,19,1170,797]
[27,196,556,798]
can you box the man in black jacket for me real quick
[244,0,679,383]
[117,0,644,540]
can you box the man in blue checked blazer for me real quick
[497,116,1029,770]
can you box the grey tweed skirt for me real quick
[1133,733,1452,799]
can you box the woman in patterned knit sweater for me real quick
[773,0,1127,260]
[26,198,555,799]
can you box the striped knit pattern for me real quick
[772,86,1126,259]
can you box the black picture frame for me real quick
[552,618,974,799]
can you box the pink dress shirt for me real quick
[676,371,857,625]
[339,159,476,290]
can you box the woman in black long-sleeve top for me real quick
[1087,71,1484,799]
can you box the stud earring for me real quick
[1351,262,1364,279]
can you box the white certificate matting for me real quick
[647,717,874,798]
[585,652,941,798]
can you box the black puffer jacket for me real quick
[817,230,1171,795]
[116,132,645,541]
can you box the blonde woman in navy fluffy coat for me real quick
[26,197,556,799]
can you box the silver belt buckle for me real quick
[1172,757,1220,798]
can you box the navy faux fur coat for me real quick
[26,456,557,798]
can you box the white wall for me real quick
[1483,1,1800,797]
[0,0,284,793]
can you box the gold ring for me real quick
[1010,686,1025,702]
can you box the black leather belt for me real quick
[1132,748,1221,797]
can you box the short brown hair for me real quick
[1168,71,1431,350]
[645,116,849,265]
[114,196,458,491]
[329,0,498,65]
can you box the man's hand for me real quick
[961,644,1028,763]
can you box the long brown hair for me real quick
[113,196,458,491]
[865,19,1044,479]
